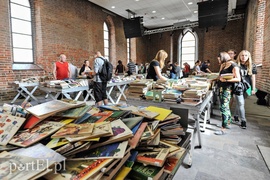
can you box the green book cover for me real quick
[129,162,164,180]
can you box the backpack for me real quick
[99,57,113,81]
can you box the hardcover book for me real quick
[0,114,26,146]
[8,121,64,147]
[65,122,113,142]
[121,116,144,130]
[64,159,114,180]
[83,111,113,123]
[88,119,133,149]
[164,147,186,175]
[71,140,128,160]
[54,104,92,119]
[128,162,164,180]
[25,100,85,119]
[145,106,172,121]
[11,143,66,163]
[136,148,170,167]
[51,123,94,138]
[128,122,147,149]
[0,151,53,180]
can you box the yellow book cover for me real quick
[146,106,172,121]
[115,166,132,180]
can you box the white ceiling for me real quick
[87,0,247,29]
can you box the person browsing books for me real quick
[53,54,70,80]
[92,51,109,107]
[146,50,168,81]
[215,52,241,135]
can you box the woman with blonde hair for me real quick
[215,52,241,135]
[233,50,257,129]
[146,50,168,81]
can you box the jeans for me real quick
[234,94,246,122]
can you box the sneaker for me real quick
[240,121,246,129]
[214,130,225,135]
[225,125,231,129]
[234,116,239,122]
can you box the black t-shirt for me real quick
[146,60,160,81]
[240,63,257,86]
[219,62,238,89]
[170,64,176,74]
[201,63,209,73]
[116,64,124,73]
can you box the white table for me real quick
[39,86,90,101]
[84,80,133,104]
[9,82,40,104]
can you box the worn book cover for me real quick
[118,105,159,119]
[0,114,26,146]
[25,100,85,119]
[0,144,19,152]
[104,110,131,122]
[88,119,133,149]
[0,151,53,180]
[128,162,164,180]
[164,147,186,175]
[73,112,91,124]
[136,148,170,167]
[72,140,128,160]
[62,142,92,157]
[66,122,113,142]
[121,116,144,130]
[46,138,69,149]
[145,106,172,121]
[11,143,66,163]
[23,114,42,129]
[46,158,113,180]
[141,125,154,141]
[8,121,64,147]
[128,122,148,149]
[55,141,86,155]
[54,104,92,119]
[83,111,113,123]
[51,123,94,138]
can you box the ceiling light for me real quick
[188,2,193,5]
[135,0,140,1]
[111,6,115,9]
[194,10,198,13]
[152,10,156,13]
[161,17,165,20]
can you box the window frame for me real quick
[103,22,109,60]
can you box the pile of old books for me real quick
[0,100,188,180]
[128,79,153,97]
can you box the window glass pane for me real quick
[11,0,30,7]
[182,54,195,60]
[183,32,194,41]
[182,47,195,54]
[104,48,109,56]
[104,32,108,40]
[12,34,32,48]
[13,48,33,63]
[10,4,31,21]
[182,41,195,47]
[11,19,32,35]
[104,40,109,48]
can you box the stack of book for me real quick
[128,79,153,97]
[0,100,189,180]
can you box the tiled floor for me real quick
[1,95,270,180]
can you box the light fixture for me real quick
[194,11,198,13]
[111,6,115,9]
[152,10,156,13]
[188,2,193,5]
[161,17,165,20]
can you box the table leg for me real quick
[195,114,202,149]
[23,86,39,103]
[107,86,115,104]
[115,84,127,104]
[74,91,83,101]
[11,88,23,103]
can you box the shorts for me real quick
[93,81,107,102]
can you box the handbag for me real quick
[233,78,251,95]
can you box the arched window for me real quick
[10,0,33,63]
[103,22,109,60]
[178,28,198,68]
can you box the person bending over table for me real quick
[79,60,93,100]
[146,50,168,81]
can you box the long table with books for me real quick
[127,90,214,165]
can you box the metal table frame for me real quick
[9,82,40,104]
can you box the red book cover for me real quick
[128,122,147,149]
[23,115,41,129]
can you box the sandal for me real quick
[214,130,225,135]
